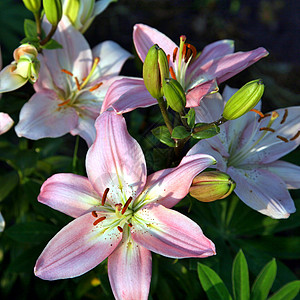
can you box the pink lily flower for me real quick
[0,112,14,135]
[188,86,300,219]
[15,16,131,146]
[34,111,216,299]
[101,23,268,113]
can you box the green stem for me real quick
[72,135,80,173]
[40,24,57,46]
[34,12,42,39]
[157,97,173,135]
[192,116,227,134]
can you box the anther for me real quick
[258,113,271,122]
[290,131,300,141]
[128,223,133,228]
[184,48,192,63]
[173,47,178,62]
[74,77,81,90]
[276,135,289,143]
[169,66,177,80]
[117,226,123,233]
[102,188,109,206]
[280,109,288,124]
[167,54,170,66]
[259,127,275,132]
[89,82,103,92]
[92,211,98,218]
[121,196,133,215]
[186,43,197,58]
[58,99,71,107]
[250,109,264,118]
[182,44,187,58]
[93,216,106,226]
[61,69,73,76]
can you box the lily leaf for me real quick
[171,126,190,139]
[268,280,300,300]
[152,126,175,147]
[192,123,220,139]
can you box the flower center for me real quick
[91,188,134,232]
[227,108,299,167]
[58,57,103,108]
[168,35,198,90]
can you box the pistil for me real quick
[80,57,100,90]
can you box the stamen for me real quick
[74,77,81,90]
[182,44,187,58]
[259,127,275,132]
[169,66,177,80]
[58,99,71,107]
[173,47,178,62]
[258,113,271,122]
[92,211,98,218]
[186,43,197,58]
[80,57,100,90]
[276,135,289,143]
[61,69,73,76]
[102,188,109,206]
[280,109,288,124]
[89,82,103,92]
[93,216,106,226]
[121,196,133,215]
[117,226,123,233]
[128,223,133,227]
[290,131,300,141]
[184,48,192,63]
[250,109,264,118]
[167,54,170,66]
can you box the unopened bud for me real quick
[43,0,62,26]
[22,0,41,13]
[163,78,186,113]
[190,171,235,202]
[222,79,264,120]
[143,44,169,99]
[13,44,38,62]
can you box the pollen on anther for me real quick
[102,188,109,206]
[89,82,103,92]
[169,66,177,80]
[74,76,81,90]
[290,131,300,141]
[167,54,170,66]
[61,69,73,76]
[92,211,98,218]
[128,223,133,228]
[186,43,197,58]
[58,99,71,107]
[276,135,289,143]
[259,127,275,133]
[280,109,288,124]
[250,109,264,118]
[93,216,106,226]
[117,226,123,233]
[173,47,178,62]
[121,196,133,215]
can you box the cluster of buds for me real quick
[190,171,236,202]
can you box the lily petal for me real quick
[108,229,152,300]
[101,77,156,114]
[15,91,78,140]
[133,23,178,63]
[86,111,147,205]
[34,212,122,280]
[227,166,296,219]
[38,173,101,218]
[0,112,14,135]
[91,40,131,79]
[189,47,269,86]
[186,79,218,107]
[0,64,27,93]
[263,160,300,189]
[136,154,216,209]
[131,204,215,258]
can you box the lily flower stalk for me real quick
[15,16,131,146]
[188,86,300,219]
[101,23,268,114]
[34,111,216,299]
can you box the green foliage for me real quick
[152,125,175,147]
[192,123,220,139]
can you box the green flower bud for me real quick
[43,0,63,26]
[22,0,41,13]
[143,44,169,99]
[190,171,236,202]
[222,79,264,120]
[162,78,186,113]
[13,57,40,82]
